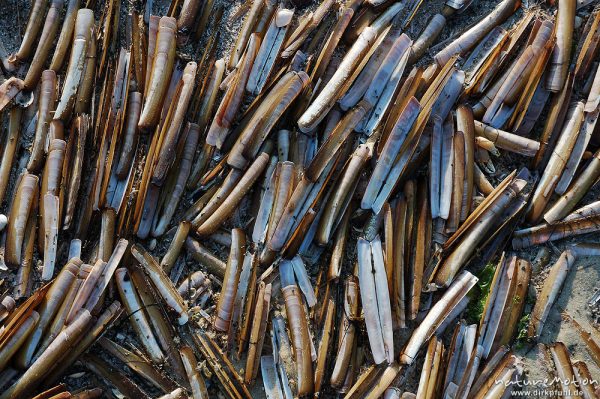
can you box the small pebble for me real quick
[148,238,157,251]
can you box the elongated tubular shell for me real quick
[323,211,348,282]
[6,174,39,267]
[42,194,60,280]
[236,254,259,356]
[247,8,293,94]
[282,284,314,396]
[360,34,413,136]
[145,16,160,93]
[245,282,272,384]
[115,92,143,178]
[267,178,317,253]
[411,183,430,316]
[401,271,478,364]
[306,100,370,182]
[409,14,446,64]
[448,129,465,232]
[0,107,22,205]
[310,7,354,85]
[415,337,443,399]
[83,239,128,313]
[298,27,377,133]
[128,269,188,384]
[62,115,89,229]
[65,259,105,324]
[314,297,335,394]
[340,31,397,112]
[50,0,80,72]
[180,346,209,398]
[362,98,422,209]
[98,209,116,262]
[12,0,47,63]
[197,152,270,235]
[214,229,245,332]
[513,215,600,249]
[434,0,520,66]
[252,157,280,247]
[526,102,584,223]
[562,201,600,223]
[362,364,402,399]
[473,166,493,197]
[23,0,64,89]
[573,361,599,399]
[195,57,225,135]
[153,62,197,185]
[0,311,39,371]
[229,0,263,69]
[358,237,394,364]
[393,193,409,327]
[477,255,512,357]
[161,221,191,273]
[548,344,576,399]
[482,21,553,124]
[528,250,576,337]
[177,0,202,34]
[507,21,555,130]
[532,70,573,169]
[206,34,259,148]
[378,66,421,147]
[54,9,94,122]
[0,310,93,399]
[433,174,527,287]
[585,63,600,113]
[115,267,165,363]
[131,244,189,325]
[37,263,90,354]
[474,121,539,157]
[138,16,177,130]
[317,144,370,245]
[39,138,65,249]
[228,71,310,169]
[189,174,232,225]
[130,13,146,95]
[43,302,122,387]
[74,24,96,115]
[28,70,57,173]
[547,0,575,92]
[330,276,359,387]
[282,0,330,58]
[544,147,600,224]
[430,116,447,220]
[14,261,79,368]
[186,238,227,278]
[264,162,295,245]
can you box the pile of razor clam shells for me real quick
[3,0,600,396]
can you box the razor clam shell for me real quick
[247,8,293,96]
